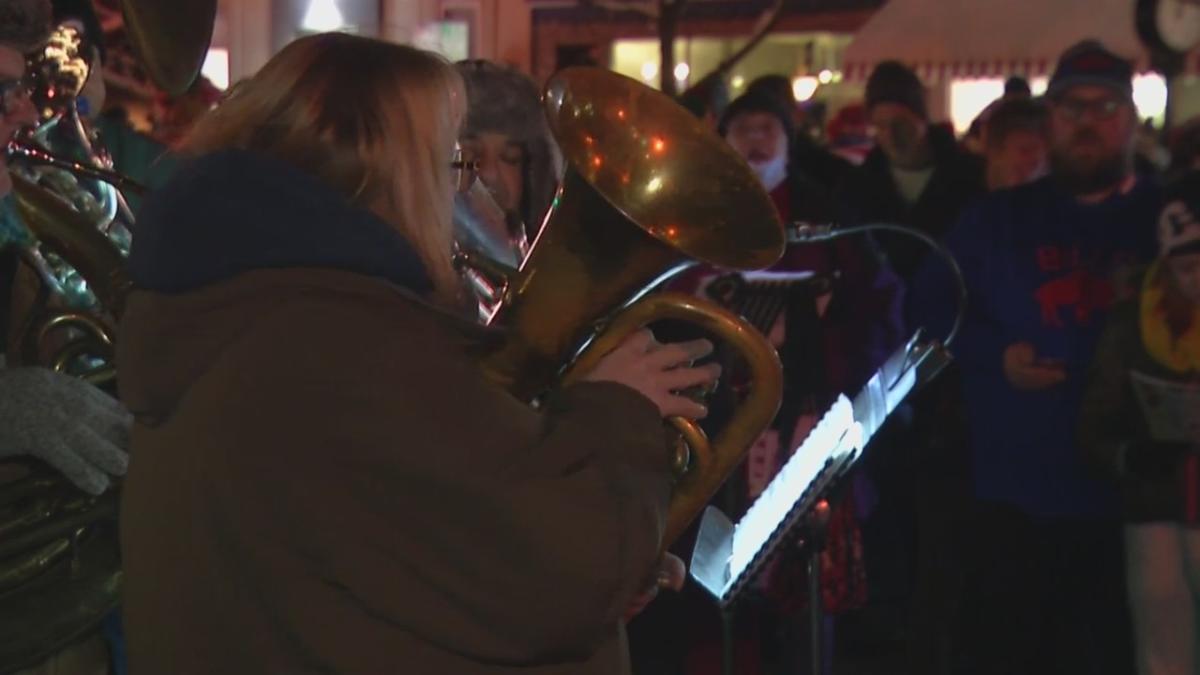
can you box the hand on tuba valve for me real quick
[580,330,721,420]
[462,67,786,548]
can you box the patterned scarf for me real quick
[1140,259,1200,373]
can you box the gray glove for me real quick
[0,367,131,495]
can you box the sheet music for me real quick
[728,396,856,578]
[690,336,940,606]
[1130,370,1200,444]
[736,270,817,282]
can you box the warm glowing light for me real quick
[302,0,344,32]
[674,63,690,81]
[949,78,1004,134]
[592,156,603,168]
[617,108,626,120]
[818,69,834,85]
[646,176,663,193]
[202,48,229,90]
[1133,73,1168,125]
[731,75,745,89]
[640,61,659,81]
[652,137,666,154]
[791,76,819,102]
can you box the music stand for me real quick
[690,332,949,675]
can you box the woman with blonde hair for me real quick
[117,32,714,674]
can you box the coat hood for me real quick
[118,149,480,425]
[129,148,434,295]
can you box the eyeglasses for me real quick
[1053,96,1124,122]
[451,144,480,194]
[0,76,33,116]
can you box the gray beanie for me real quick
[455,60,563,236]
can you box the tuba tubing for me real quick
[561,292,783,548]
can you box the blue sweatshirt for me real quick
[911,176,1160,517]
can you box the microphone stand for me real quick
[789,221,968,350]
[708,221,967,675]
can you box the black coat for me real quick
[834,125,985,281]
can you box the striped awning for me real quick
[843,58,1055,84]
[842,0,1163,83]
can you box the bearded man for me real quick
[911,39,1159,675]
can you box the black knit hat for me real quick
[865,60,927,120]
[1004,76,1032,97]
[1047,40,1132,102]
[717,90,795,145]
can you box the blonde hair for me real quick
[181,32,466,297]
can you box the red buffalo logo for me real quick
[1034,270,1114,328]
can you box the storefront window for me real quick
[202,48,230,90]
[949,73,1167,133]
[415,21,470,62]
[1133,73,1168,127]
[272,0,380,51]
[610,32,855,104]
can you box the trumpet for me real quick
[8,139,147,197]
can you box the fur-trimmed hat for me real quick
[455,60,563,233]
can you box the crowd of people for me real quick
[0,0,1198,674]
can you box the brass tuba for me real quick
[473,67,786,547]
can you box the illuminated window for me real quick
[202,48,229,90]
[949,78,1004,134]
[302,0,344,33]
[1133,73,1168,126]
[414,21,469,61]
[611,33,853,94]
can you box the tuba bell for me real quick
[470,67,786,547]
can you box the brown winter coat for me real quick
[116,150,673,674]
